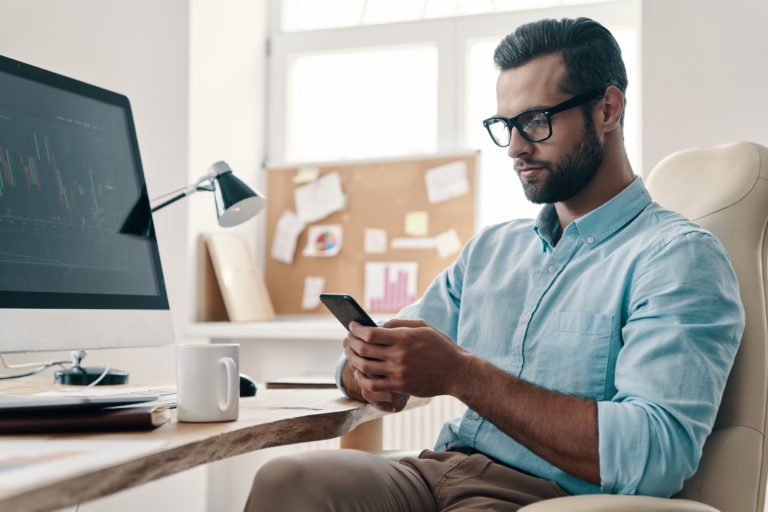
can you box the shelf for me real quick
[186,315,354,341]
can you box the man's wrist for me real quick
[341,361,365,402]
[449,351,483,402]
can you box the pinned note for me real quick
[303,225,343,257]
[434,228,462,258]
[364,228,388,253]
[404,211,429,236]
[301,276,325,310]
[391,237,436,250]
[270,210,305,264]
[294,172,345,223]
[364,262,418,312]
[292,166,320,184]
[425,161,470,204]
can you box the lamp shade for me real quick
[213,170,266,227]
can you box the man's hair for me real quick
[494,17,627,122]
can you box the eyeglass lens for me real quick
[487,111,551,146]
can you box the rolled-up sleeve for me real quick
[598,231,744,496]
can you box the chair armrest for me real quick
[519,495,720,512]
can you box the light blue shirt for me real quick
[335,177,743,497]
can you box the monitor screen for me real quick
[0,55,174,353]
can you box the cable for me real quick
[0,353,67,370]
[0,361,68,380]
[86,364,111,387]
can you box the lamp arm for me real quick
[149,171,219,212]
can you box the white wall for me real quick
[641,0,768,174]
[0,0,190,382]
[0,1,206,511]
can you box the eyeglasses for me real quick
[482,89,604,146]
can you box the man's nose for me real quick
[507,127,533,160]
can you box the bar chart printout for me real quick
[364,262,418,312]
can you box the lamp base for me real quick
[55,367,129,386]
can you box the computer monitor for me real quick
[0,55,174,368]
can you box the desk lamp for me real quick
[55,161,266,386]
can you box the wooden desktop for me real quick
[0,387,427,512]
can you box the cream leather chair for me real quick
[521,141,768,512]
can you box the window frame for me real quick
[266,0,641,168]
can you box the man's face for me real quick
[495,53,604,204]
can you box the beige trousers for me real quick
[245,449,569,511]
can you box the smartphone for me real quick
[319,293,377,331]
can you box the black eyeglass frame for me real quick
[482,89,605,146]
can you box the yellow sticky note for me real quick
[292,166,320,184]
[404,211,429,237]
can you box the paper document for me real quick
[294,172,345,223]
[364,262,418,312]
[302,276,325,309]
[303,225,343,257]
[425,161,470,203]
[391,237,436,250]
[271,210,305,264]
[364,228,388,253]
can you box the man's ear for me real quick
[596,85,624,134]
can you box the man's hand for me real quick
[345,317,600,484]
[341,348,409,412]
[345,318,470,400]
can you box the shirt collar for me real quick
[533,176,650,249]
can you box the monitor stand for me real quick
[54,350,129,386]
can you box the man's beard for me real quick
[517,117,605,204]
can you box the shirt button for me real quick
[586,236,595,244]
[548,264,557,273]
[520,315,529,324]
[472,412,480,419]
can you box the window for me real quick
[268,0,641,227]
[285,46,438,162]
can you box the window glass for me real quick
[280,0,625,32]
[422,0,492,19]
[362,0,425,25]
[285,46,438,162]
[466,38,541,228]
[281,0,364,32]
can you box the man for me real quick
[246,17,744,511]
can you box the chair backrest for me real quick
[645,141,768,512]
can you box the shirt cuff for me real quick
[334,352,351,398]
[597,400,650,494]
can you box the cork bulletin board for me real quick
[265,152,477,315]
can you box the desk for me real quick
[0,389,427,512]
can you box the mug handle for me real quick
[218,357,237,413]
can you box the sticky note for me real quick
[434,228,462,258]
[292,166,320,184]
[404,211,429,236]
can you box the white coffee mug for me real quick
[176,344,239,422]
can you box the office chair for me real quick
[521,141,768,511]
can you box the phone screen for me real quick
[319,293,376,330]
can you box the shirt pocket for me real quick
[529,311,614,400]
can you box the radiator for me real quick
[296,395,466,452]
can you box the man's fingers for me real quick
[380,318,429,329]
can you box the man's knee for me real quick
[247,456,314,510]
